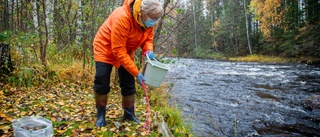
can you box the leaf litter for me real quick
[0,82,166,136]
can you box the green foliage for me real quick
[10,32,40,63]
[159,106,193,136]
[294,25,320,57]
[0,30,10,43]
[47,43,88,65]
[161,107,182,127]
[190,47,225,59]
[6,31,91,87]
[7,65,57,87]
[279,37,298,57]
[176,8,185,14]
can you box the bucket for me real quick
[143,56,169,88]
[12,116,53,137]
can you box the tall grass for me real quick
[229,54,295,63]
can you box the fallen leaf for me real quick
[100,127,107,132]
[125,127,131,132]
[51,117,56,122]
[0,125,11,133]
[20,111,27,116]
[110,127,116,132]
[141,131,149,136]
[56,129,68,134]
[58,101,64,106]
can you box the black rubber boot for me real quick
[94,92,107,127]
[96,106,106,127]
[123,106,140,123]
[122,94,140,123]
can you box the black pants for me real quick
[93,62,136,96]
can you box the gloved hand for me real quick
[146,50,155,60]
[136,73,146,86]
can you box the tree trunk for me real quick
[192,0,198,51]
[11,0,14,30]
[36,0,48,66]
[243,0,252,54]
[80,0,86,69]
[231,11,238,54]
[1,0,10,31]
[0,43,13,75]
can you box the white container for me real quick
[12,116,53,137]
[143,58,170,88]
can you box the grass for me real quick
[229,54,291,63]
[229,54,320,64]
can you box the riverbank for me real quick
[229,54,320,65]
[166,54,320,65]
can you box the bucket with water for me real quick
[143,56,170,88]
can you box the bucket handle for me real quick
[146,53,160,66]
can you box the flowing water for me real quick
[164,58,320,137]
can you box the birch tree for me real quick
[243,0,252,54]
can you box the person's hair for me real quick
[141,0,163,16]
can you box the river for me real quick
[164,58,320,137]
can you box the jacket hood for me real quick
[122,0,134,15]
[123,0,146,28]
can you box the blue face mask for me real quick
[144,18,157,28]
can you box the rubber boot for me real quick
[94,92,108,127]
[122,94,140,123]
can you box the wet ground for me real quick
[164,58,320,137]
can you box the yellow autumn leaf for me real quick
[5,117,13,121]
[0,113,7,118]
[109,127,116,132]
[108,114,117,119]
[56,129,68,134]
[51,117,56,122]
[181,127,186,133]
[0,125,11,133]
[85,109,92,113]
[141,131,149,136]
[125,127,131,132]
[58,101,64,106]
[100,127,107,132]
[20,111,27,116]
[175,128,179,133]
[78,125,86,129]
[114,110,120,115]
[70,104,76,109]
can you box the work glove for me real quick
[146,50,155,60]
[136,73,146,86]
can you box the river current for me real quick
[164,58,320,137]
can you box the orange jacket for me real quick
[93,0,155,77]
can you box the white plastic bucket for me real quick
[143,57,169,88]
[12,116,53,137]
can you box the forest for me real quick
[1,0,319,69]
[0,0,319,136]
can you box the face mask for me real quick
[144,18,157,28]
